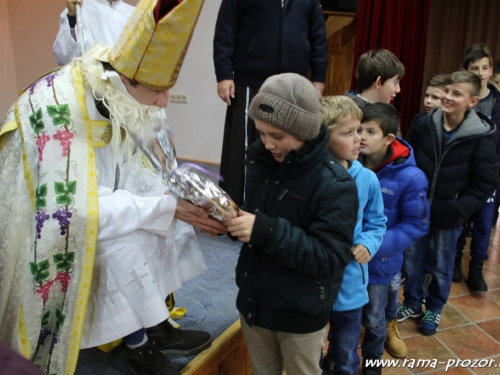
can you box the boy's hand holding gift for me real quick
[226,209,255,243]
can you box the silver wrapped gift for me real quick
[129,113,238,221]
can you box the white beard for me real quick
[78,56,164,166]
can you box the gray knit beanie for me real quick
[248,73,322,141]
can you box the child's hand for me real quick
[352,244,371,265]
[225,209,255,243]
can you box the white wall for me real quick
[166,0,226,164]
[0,0,225,165]
[0,0,18,118]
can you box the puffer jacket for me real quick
[236,126,358,334]
[407,108,498,230]
[363,138,430,284]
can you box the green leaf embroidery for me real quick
[55,308,66,333]
[39,260,50,271]
[47,104,70,126]
[54,182,65,195]
[66,181,77,195]
[29,108,45,133]
[29,260,50,283]
[55,195,72,205]
[54,181,77,206]
[36,184,48,209]
[53,252,74,271]
[41,311,50,327]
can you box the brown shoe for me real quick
[384,317,407,358]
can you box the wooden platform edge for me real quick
[180,319,247,375]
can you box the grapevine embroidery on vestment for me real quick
[27,71,79,373]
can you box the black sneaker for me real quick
[362,356,382,375]
[125,340,180,375]
[146,319,212,355]
[466,260,488,292]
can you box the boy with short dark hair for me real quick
[398,71,498,335]
[226,73,358,374]
[320,96,386,375]
[453,45,500,292]
[357,103,429,373]
[423,74,448,114]
[346,49,405,108]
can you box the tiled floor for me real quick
[353,224,500,374]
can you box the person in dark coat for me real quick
[397,71,498,336]
[213,0,328,206]
[226,73,358,374]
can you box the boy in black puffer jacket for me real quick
[225,73,358,375]
[397,71,498,336]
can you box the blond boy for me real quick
[320,96,386,375]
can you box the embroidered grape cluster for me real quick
[55,272,71,292]
[36,211,50,239]
[38,328,52,346]
[36,280,54,303]
[53,129,74,157]
[52,209,72,235]
[35,134,51,162]
[50,333,58,351]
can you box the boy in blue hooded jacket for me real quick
[320,96,387,375]
[358,103,429,373]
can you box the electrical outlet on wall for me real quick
[170,93,188,103]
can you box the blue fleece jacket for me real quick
[366,138,430,284]
[333,160,386,311]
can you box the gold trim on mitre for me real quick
[108,0,204,91]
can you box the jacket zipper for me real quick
[279,189,309,202]
[419,192,427,222]
[360,263,366,285]
[427,119,485,205]
[298,274,325,300]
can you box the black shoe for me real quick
[146,319,212,355]
[466,260,488,292]
[125,340,180,375]
[321,354,335,375]
[362,356,382,375]
[452,256,463,283]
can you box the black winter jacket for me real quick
[484,82,500,166]
[235,127,358,334]
[213,0,328,88]
[407,108,498,230]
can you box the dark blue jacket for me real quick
[213,0,328,88]
[361,138,430,284]
[407,108,498,230]
[482,83,500,167]
[236,127,358,333]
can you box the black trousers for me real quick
[218,85,259,207]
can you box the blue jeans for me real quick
[403,228,462,314]
[456,195,495,262]
[327,308,363,375]
[361,273,401,358]
[386,272,402,321]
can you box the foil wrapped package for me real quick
[129,112,238,221]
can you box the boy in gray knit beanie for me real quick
[248,73,322,142]
[226,73,358,374]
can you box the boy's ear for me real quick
[384,133,396,146]
[468,96,480,108]
[375,76,382,89]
